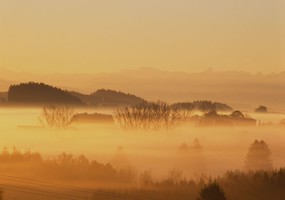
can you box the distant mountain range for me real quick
[1,67,285,111]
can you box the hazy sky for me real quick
[0,0,284,74]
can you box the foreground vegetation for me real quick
[0,146,284,200]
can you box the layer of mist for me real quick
[0,107,285,200]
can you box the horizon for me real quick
[1,66,285,112]
[1,66,285,79]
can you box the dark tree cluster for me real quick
[71,112,114,124]
[8,82,84,105]
[255,105,268,113]
[0,147,135,185]
[172,101,233,113]
[94,168,285,200]
[198,110,256,126]
[91,89,146,106]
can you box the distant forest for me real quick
[70,89,146,107]
[8,82,83,105]
[6,82,146,107]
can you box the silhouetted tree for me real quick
[255,105,268,113]
[203,110,220,118]
[245,140,273,171]
[90,89,146,106]
[230,110,245,119]
[197,182,226,200]
[39,105,75,129]
[115,101,181,130]
[199,110,256,127]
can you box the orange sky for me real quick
[0,0,284,75]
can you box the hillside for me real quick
[8,82,84,105]
[6,82,146,107]
[71,89,146,107]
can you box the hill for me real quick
[71,89,146,107]
[7,82,84,105]
[6,82,146,107]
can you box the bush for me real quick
[39,105,75,129]
[197,182,226,200]
[115,101,181,130]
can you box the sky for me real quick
[0,0,284,75]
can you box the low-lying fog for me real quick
[0,108,285,180]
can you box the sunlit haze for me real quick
[0,0,284,74]
[0,1,285,200]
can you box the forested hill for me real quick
[6,82,233,110]
[6,82,146,107]
[8,82,84,105]
[70,89,147,107]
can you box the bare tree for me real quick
[39,105,75,129]
[115,101,181,130]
